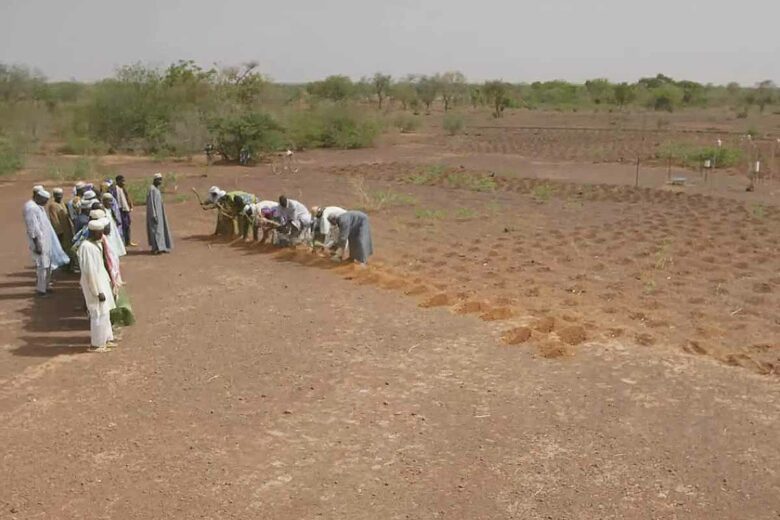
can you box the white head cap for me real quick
[75,181,86,189]
[53,187,64,195]
[87,220,105,231]
[89,209,106,220]
[38,189,51,200]
[208,186,220,194]
[33,185,44,193]
[153,173,163,180]
[102,192,114,200]
[83,190,96,200]
[80,199,93,209]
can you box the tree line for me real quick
[0,61,777,172]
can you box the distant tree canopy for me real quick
[1,60,777,165]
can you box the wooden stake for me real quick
[635,158,640,187]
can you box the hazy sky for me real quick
[2,0,778,85]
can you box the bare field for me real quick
[2,112,780,518]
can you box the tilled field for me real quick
[321,162,780,375]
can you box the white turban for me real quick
[89,209,106,220]
[83,190,96,200]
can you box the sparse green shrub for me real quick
[443,112,465,135]
[445,171,495,191]
[320,108,381,149]
[394,113,421,133]
[657,142,743,168]
[125,180,148,206]
[406,164,446,184]
[415,209,446,219]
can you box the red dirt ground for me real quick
[2,121,780,518]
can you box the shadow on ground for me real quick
[4,269,90,357]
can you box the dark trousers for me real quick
[121,210,132,244]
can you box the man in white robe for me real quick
[244,200,279,243]
[78,219,116,352]
[277,195,312,245]
[311,206,346,249]
[24,189,54,296]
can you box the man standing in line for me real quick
[47,188,75,257]
[114,175,136,246]
[146,173,173,255]
[67,181,86,224]
[24,189,54,296]
[78,219,116,352]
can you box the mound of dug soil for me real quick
[534,316,556,333]
[480,307,514,321]
[558,325,587,346]
[419,293,454,308]
[502,327,532,345]
[454,301,489,314]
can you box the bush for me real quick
[443,113,465,135]
[0,136,24,176]
[125,180,148,206]
[282,106,380,150]
[208,112,284,161]
[57,135,109,155]
[393,113,421,133]
[320,108,381,149]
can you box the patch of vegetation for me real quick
[349,175,415,211]
[405,165,495,192]
[445,171,496,191]
[455,208,477,219]
[751,203,766,218]
[393,113,421,133]
[126,180,148,206]
[57,135,109,155]
[406,164,446,185]
[0,135,24,176]
[442,112,465,135]
[47,157,117,183]
[532,184,554,202]
[285,105,381,150]
[415,209,446,219]
[657,142,743,169]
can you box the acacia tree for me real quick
[613,82,635,108]
[483,80,510,118]
[307,75,354,102]
[414,75,438,113]
[756,80,776,113]
[584,78,614,105]
[372,73,392,109]
[436,71,467,111]
[391,80,417,110]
